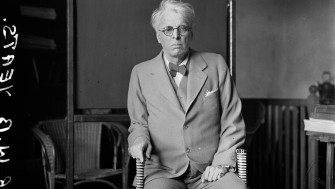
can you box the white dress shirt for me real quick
[164,53,189,87]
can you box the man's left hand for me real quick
[201,165,229,183]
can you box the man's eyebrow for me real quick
[161,26,173,30]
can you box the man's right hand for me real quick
[129,137,152,163]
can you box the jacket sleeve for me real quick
[127,65,150,147]
[211,55,246,169]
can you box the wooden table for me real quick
[306,131,335,189]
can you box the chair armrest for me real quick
[236,148,247,184]
[32,124,56,174]
[135,159,144,189]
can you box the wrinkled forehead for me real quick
[158,10,187,29]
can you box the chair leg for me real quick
[123,165,129,189]
[48,172,55,189]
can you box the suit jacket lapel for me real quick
[150,51,183,110]
[186,50,208,112]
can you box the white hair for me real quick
[150,0,195,31]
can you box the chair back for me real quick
[39,120,102,173]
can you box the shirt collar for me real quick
[163,51,189,70]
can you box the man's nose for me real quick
[172,28,181,39]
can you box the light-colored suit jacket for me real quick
[127,49,245,184]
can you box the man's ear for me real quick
[156,32,161,44]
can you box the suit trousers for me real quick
[144,163,246,189]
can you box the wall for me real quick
[236,0,335,99]
[76,0,228,109]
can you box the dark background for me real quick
[76,0,228,109]
[0,0,229,188]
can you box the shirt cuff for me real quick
[220,164,236,172]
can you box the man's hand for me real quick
[201,165,229,183]
[129,137,152,163]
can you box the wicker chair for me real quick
[32,119,129,189]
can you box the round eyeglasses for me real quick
[159,25,191,37]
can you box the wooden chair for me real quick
[32,119,129,189]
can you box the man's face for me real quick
[156,10,192,61]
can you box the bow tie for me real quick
[169,63,187,77]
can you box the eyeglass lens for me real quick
[162,25,190,36]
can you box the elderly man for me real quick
[127,0,246,188]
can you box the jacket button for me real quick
[186,148,190,153]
